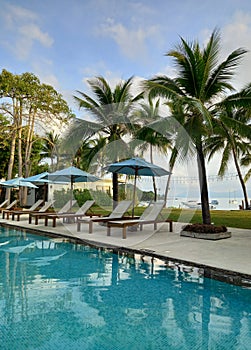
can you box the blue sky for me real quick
[1,0,251,197]
[2,0,251,115]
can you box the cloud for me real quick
[4,4,37,26]
[19,23,53,47]
[80,61,127,91]
[201,11,251,90]
[2,3,53,60]
[97,18,159,62]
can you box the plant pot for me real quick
[180,230,231,240]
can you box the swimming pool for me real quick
[0,226,250,350]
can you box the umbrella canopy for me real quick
[105,157,170,217]
[48,166,100,208]
[106,157,170,177]
[23,172,52,202]
[23,172,50,183]
[48,166,100,184]
[1,177,38,189]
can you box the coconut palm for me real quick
[74,135,109,175]
[132,97,172,201]
[146,29,250,224]
[42,131,60,171]
[63,76,143,204]
[205,105,251,209]
[241,153,251,186]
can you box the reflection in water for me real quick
[0,226,250,350]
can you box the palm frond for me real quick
[205,48,247,98]
[87,76,113,105]
[244,168,251,182]
[218,145,231,176]
[145,76,185,100]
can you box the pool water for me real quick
[0,227,250,350]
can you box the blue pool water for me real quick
[0,227,250,350]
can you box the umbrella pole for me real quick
[70,179,73,211]
[132,169,138,218]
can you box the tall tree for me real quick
[132,97,172,201]
[0,69,72,201]
[41,131,61,171]
[74,135,109,174]
[64,76,143,205]
[146,29,250,224]
[205,104,251,209]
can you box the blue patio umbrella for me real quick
[1,177,38,204]
[1,177,38,189]
[48,166,100,208]
[105,157,170,217]
[23,172,52,202]
[23,172,50,183]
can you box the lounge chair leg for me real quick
[154,223,157,230]
[53,218,56,227]
[77,222,81,232]
[122,226,127,239]
[107,226,111,236]
[89,221,93,234]
[45,217,48,226]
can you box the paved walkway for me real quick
[1,215,251,281]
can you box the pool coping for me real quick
[2,221,251,288]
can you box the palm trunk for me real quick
[196,141,211,224]
[150,146,157,201]
[112,173,119,208]
[232,148,249,209]
[164,163,174,205]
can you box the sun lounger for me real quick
[106,202,173,239]
[29,200,56,224]
[42,200,98,227]
[3,199,44,220]
[29,199,77,226]
[77,200,133,233]
[0,200,18,215]
[0,199,9,209]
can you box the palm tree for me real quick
[241,152,251,189]
[205,105,251,209]
[74,135,109,175]
[146,29,250,224]
[132,97,172,201]
[41,131,61,171]
[64,76,143,204]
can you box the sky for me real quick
[1,0,251,199]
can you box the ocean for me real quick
[166,197,242,210]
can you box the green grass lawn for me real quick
[85,205,251,230]
[166,208,251,229]
[132,207,251,230]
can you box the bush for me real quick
[53,188,112,208]
[183,223,227,233]
[89,189,112,207]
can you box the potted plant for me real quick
[180,223,231,240]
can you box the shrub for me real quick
[183,223,227,233]
[53,188,112,208]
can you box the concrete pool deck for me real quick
[1,216,251,285]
